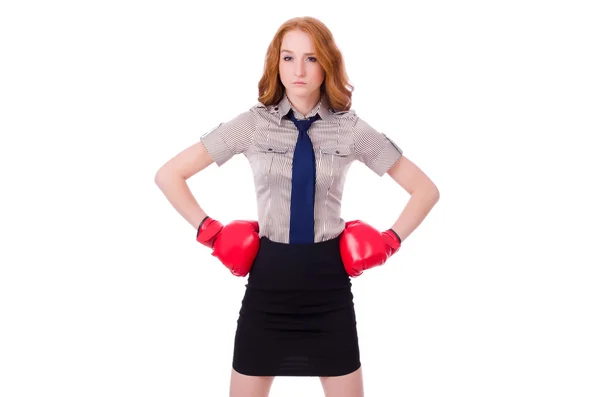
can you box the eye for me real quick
[282,56,318,62]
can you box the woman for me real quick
[155,16,439,397]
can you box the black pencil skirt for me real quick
[232,234,361,377]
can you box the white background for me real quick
[1,0,599,396]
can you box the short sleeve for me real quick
[199,110,257,166]
[352,116,403,176]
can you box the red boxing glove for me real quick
[196,216,260,277]
[339,220,402,277]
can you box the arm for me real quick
[155,141,259,277]
[155,109,255,229]
[154,141,214,230]
[386,155,440,243]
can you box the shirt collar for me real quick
[273,92,336,125]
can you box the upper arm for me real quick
[352,116,403,176]
[386,155,439,196]
[155,141,215,181]
[155,109,257,182]
[199,110,257,167]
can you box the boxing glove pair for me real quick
[339,220,402,277]
[196,216,260,277]
[196,216,399,278]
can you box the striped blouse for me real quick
[200,93,403,244]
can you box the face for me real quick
[278,29,325,100]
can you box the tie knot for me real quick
[288,110,320,132]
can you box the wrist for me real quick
[382,228,402,257]
[196,216,223,248]
[387,228,402,244]
[197,215,209,231]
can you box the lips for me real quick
[293,81,306,85]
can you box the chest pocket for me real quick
[317,145,352,184]
[254,142,291,177]
[319,146,351,157]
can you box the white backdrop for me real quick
[1,0,599,396]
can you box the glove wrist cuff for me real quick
[196,216,223,248]
[382,228,402,256]
[387,228,402,245]
[198,215,209,230]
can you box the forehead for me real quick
[280,29,315,52]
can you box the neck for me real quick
[286,90,321,117]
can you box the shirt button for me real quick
[268,148,273,151]
[335,150,340,154]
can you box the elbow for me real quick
[430,184,440,199]
[416,183,439,203]
[431,186,440,204]
[428,183,440,202]
[154,168,172,187]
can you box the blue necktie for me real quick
[288,109,320,244]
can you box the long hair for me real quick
[258,17,354,112]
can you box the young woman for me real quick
[155,16,439,397]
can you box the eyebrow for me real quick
[280,49,316,55]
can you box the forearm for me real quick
[155,172,207,230]
[390,187,439,243]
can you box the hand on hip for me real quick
[196,216,260,277]
[339,220,401,277]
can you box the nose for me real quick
[294,59,306,77]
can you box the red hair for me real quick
[258,17,354,112]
